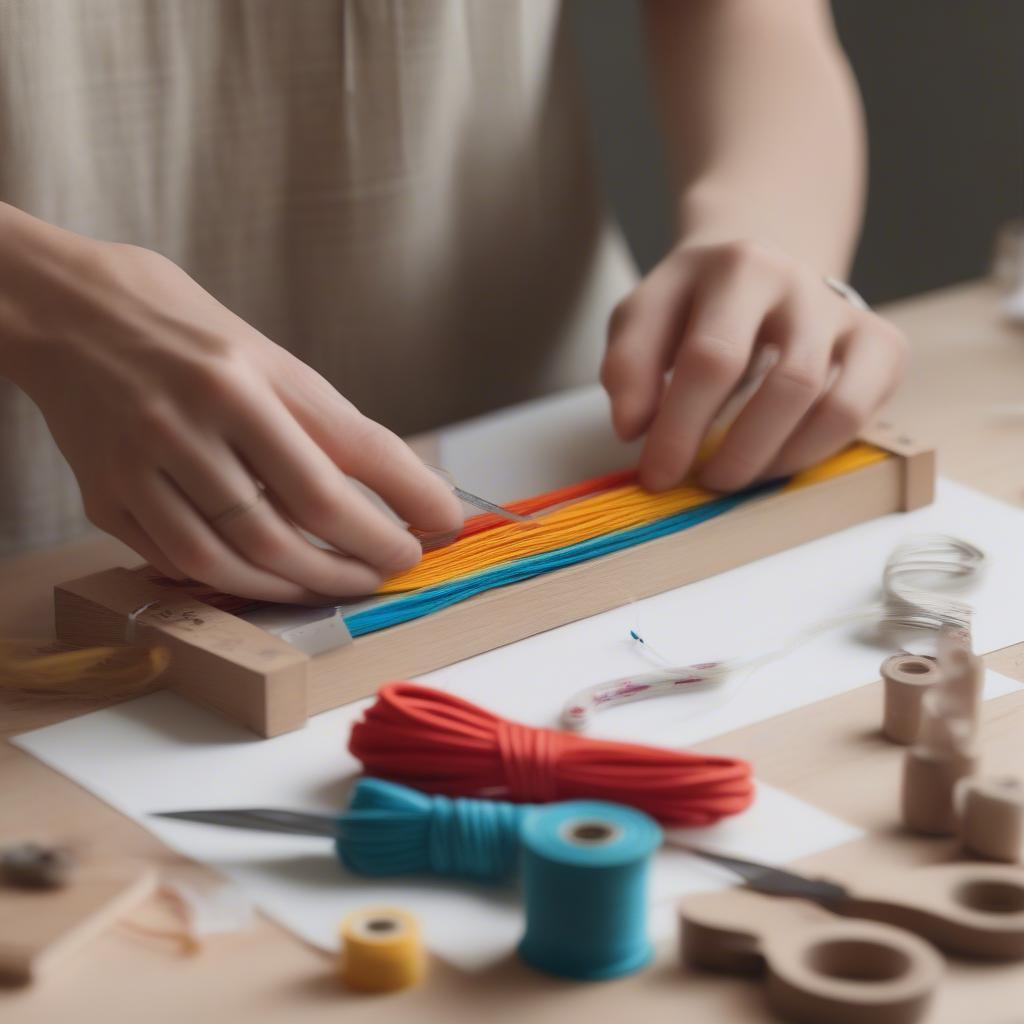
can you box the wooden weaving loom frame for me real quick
[53,423,934,737]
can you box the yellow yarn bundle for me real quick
[0,640,169,700]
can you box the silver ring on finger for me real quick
[824,275,870,312]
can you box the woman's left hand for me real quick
[600,239,909,492]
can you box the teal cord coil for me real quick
[336,778,529,882]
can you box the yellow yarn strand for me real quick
[380,443,887,594]
[0,640,170,700]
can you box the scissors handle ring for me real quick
[763,918,942,1024]
[842,862,1024,959]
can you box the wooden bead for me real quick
[960,776,1024,863]
[882,654,942,744]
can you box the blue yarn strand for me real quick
[335,778,529,882]
[344,485,777,638]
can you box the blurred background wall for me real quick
[567,0,1024,304]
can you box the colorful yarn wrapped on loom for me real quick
[378,443,886,594]
[345,491,754,636]
[340,443,887,638]
[347,683,754,827]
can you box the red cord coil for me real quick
[348,683,754,827]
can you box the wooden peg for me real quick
[882,654,941,744]
[679,889,942,1024]
[901,691,979,836]
[959,776,1024,863]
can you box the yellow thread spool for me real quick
[339,907,425,993]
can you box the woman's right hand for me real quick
[0,204,464,603]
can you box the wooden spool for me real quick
[960,776,1024,863]
[882,654,942,744]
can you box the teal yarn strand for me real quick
[335,778,529,882]
[518,800,662,980]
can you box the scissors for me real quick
[155,808,341,837]
[678,847,1024,1024]
[678,845,1024,959]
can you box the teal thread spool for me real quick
[517,800,662,980]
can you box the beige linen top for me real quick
[0,0,635,555]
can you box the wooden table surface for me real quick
[2,280,1023,1023]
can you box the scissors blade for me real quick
[153,808,339,838]
[672,843,849,905]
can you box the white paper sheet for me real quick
[13,686,862,969]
